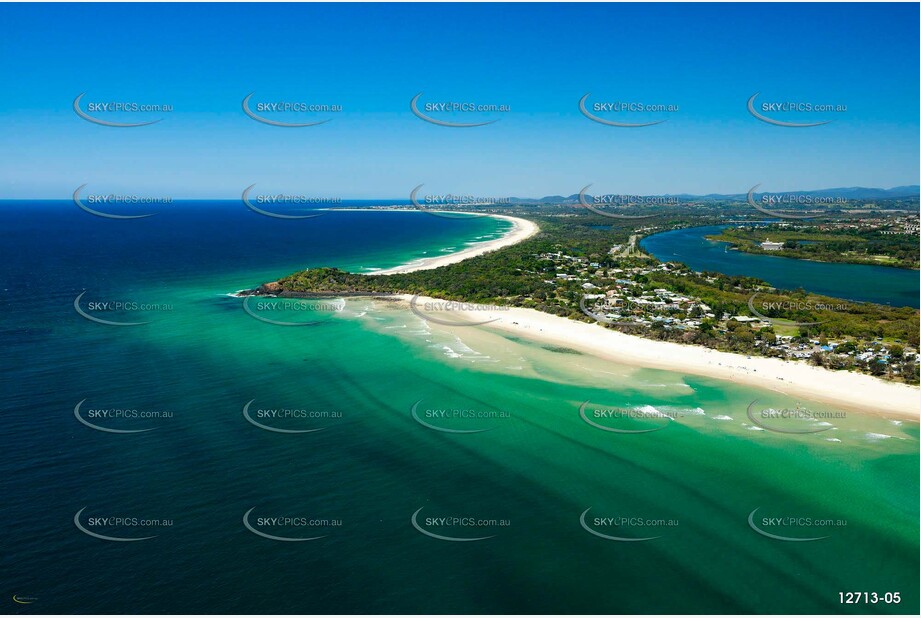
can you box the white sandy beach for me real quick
[351,213,918,417]
[392,294,919,418]
[370,214,539,275]
[308,211,918,418]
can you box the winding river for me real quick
[640,225,919,308]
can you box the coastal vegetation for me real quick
[707,221,920,269]
[265,212,920,384]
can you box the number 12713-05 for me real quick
[839,592,900,604]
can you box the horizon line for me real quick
[2,183,919,203]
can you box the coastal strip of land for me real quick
[393,294,919,418]
[363,214,917,417]
[246,212,917,418]
[369,214,539,275]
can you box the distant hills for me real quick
[510,186,920,203]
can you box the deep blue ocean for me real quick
[1,204,917,614]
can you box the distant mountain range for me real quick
[510,186,920,203]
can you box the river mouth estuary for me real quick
[2,3,919,615]
[1,204,917,613]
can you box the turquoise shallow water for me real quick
[640,225,920,308]
[1,204,918,613]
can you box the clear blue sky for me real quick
[1,2,917,199]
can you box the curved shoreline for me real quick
[388,294,919,418]
[229,212,538,297]
[237,211,917,417]
[369,213,538,275]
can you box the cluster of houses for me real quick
[531,248,917,374]
[763,215,920,236]
[878,215,920,235]
[582,285,715,329]
[536,252,717,330]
